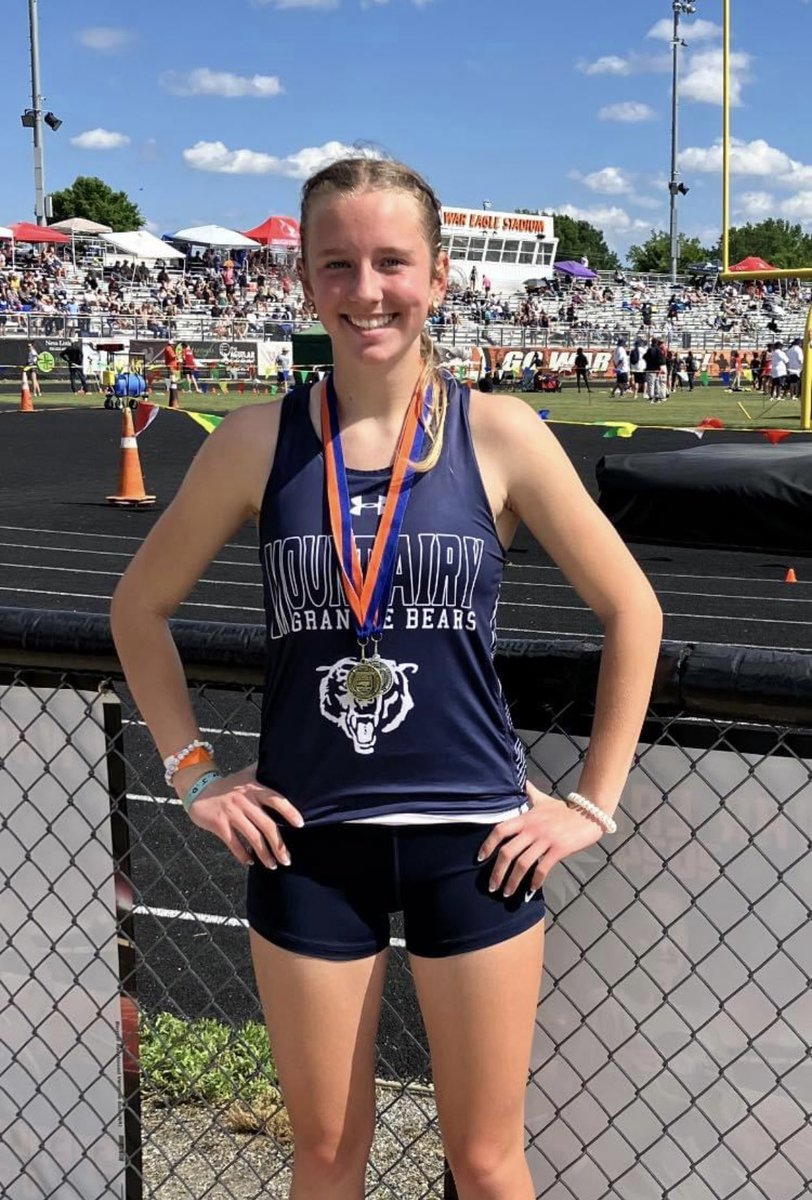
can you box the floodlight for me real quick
[20,110,35,128]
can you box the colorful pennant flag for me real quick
[185,412,224,435]
[132,402,159,437]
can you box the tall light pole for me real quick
[21,0,61,224]
[27,0,46,224]
[668,0,695,283]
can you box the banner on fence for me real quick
[0,686,141,1200]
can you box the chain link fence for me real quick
[1,610,810,1199]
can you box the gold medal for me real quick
[346,658,384,701]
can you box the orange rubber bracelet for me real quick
[173,746,214,775]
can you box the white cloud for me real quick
[679,47,751,106]
[598,101,657,123]
[631,195,663,211]
[182,138,379,177]
[577,55,630,76]
[77,26,135,52]
[70,128,130,150]
[647,17,722,42]
[680,138,812,188]
[161,68,284,98]
[574,166,635,196]
[780,192,812,220]
[554,203,651,236]
[735,191,776,219]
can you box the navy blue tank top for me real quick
[256,378,527,825]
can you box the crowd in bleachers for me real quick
[0,237,808,351]
[433,269,810,349]
[0,242,310,341]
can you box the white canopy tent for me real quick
[49,217,113,235]
[169,224,259,249]
[0,225,14,240]
[99,230,186,260]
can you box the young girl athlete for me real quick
[111,157,663,1200]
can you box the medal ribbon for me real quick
[322,373,431,641]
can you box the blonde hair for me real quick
[300,156,448,472]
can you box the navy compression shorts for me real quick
[246,821,546,960]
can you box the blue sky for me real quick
[2,0,811,258]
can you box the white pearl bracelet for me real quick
[163,739,214,786]
[565,791,617,835]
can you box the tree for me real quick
[50,176,143,231]
[712,219,812,269]
[626,229,712,274]
[514,209,621,271]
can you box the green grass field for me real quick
[1,382,805,430]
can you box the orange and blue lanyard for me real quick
[321,373,431,641]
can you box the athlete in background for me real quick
[111,157,663,1200]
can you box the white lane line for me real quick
[506,562,805,585]
[125,721,259,740]
[132,903,406,949]
[0,584,264,612]
[498,599,812,626]
[0,523,256,554]
[0,540,257,569]
[503,579,812,600]
[129,792,182,806]
[6,562,806,607]
[0,561,262,589]
[502,581,812,605]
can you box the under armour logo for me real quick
[350,495,387,517]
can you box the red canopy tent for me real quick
[241,216,300,248]
[729,255,776,273]
[9,222,70,244]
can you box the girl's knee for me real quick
[293,1118,375,1183]
[445,1132,526,1195]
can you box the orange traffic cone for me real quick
[107,406,156,507]
[20,371,34,412]
[785,568,798,584]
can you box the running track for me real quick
[3,406,811,1079]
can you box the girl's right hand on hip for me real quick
[186,763,304,869]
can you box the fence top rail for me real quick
[1,606,811,726]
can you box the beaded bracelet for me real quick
[565,791,618,836]
[182,770,223,813]
[163,739,214,786]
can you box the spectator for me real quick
[573,347,591,394]
[25,342,42,397]
[630,338,647,395]
[60,339,87,395]
[786,337,803,399]
[610,338,630,397]
[181,342,202,393]
[684,350,697,392]
[644,337,667,403]
[770,341,788,398]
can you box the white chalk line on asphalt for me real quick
[0,585,265,613]
[0,539,257,569]
[506,561,807,585]
[0,561,262,589]
[3,583,808,628]
[0,523,257,555]
[125,721,259,740]
[132,903,406,949]
[5,560,810,608]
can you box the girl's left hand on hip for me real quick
[477,781,604,898]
